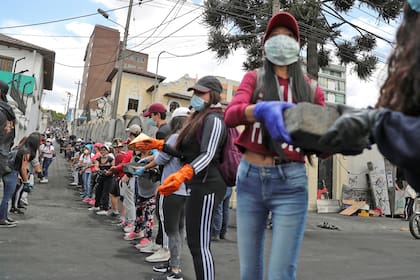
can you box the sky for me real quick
[0,0,402,113]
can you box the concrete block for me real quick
[284,102,340,153]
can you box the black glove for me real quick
[319,105,380,155]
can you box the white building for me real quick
[0,34,55,141]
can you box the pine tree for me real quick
[203,0,403,80]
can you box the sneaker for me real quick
[134,238,152,250]
[88,206,100,211]
[108,210,120,217]
[124,231,143,241]
[145,248,170,263]
[39,178,49,183]
[82,197,91,203]
[152,261,170,273]
[88,199,96,206]
[20,197,29,206]
[69,182,78,186]
[140,242,161,253]
[123,224,135,233]
[0,220,17,228]
[166,271,183,280]
[7,218,18,224]
[211,235,220,242]
[96,210,109,216]
[9,208,24,215]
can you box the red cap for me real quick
[263,12,300,44]
[143,103,166,117]
[93,142,103,148]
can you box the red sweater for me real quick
[224,70,326,162]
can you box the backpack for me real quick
[218,126,241,187]
[200,111,241,187]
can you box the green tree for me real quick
[203,0,403,80]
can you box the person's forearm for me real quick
[21,161,29,182]
[244,105,256,123]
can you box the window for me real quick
[335,94,345,104]
[127,98,139,112]
[0,55,13,72]
[327,79,338,91]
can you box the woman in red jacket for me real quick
[224,12,325,280]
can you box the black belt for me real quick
[273,157,290,165]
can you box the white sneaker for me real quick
[140,242,161,253]
[96,210,108,215]
[88,206,100,211]
[39,178,49,183]
[69,182,78,186]
[145,248,170,263]
[123,225,135,233]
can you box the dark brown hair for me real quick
[376,4,420,116]
[175,90,222,149]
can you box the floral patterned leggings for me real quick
[135,195,156,238]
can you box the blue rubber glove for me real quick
[253,101,295,143]
[134,167,145,176]
[138,158,150,164]
[23,182,34,193]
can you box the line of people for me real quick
[65,82,233,280]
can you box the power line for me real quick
[0,2,143,30]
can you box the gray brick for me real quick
[284,102,339,153]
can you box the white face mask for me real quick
[264,34,300,66]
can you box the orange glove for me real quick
[130,138,164,151]
[158,164,194,196]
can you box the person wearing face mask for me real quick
[224,12,326,280]
[142,103,171,262]
[134,76,228,280]
[39,138,56,183]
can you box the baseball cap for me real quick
[101,144,111,152]
[93,142,103,149]
[263,12,300,44]
[187,76,223,94]
[171,107,190,118]
[125,124,142,135]
[143,103,166,117]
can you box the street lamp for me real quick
[65,91,72,116]
[98,0,133,119]
[97,9,126,29]
[152,51,167,103]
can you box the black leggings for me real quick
[186,185,225,280]
[95,175,113,210]
[11,183,24,209]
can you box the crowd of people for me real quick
[1,1,420,280]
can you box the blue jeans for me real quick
[0,170,19,220]
[236,159,308,280]
[82,172,91,195]
[212,187,232,237]
[42,157,53,178]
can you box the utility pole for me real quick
[272,0,281,14]
[111,0,133,120]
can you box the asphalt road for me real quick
[1,153,418,280]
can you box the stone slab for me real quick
[284,102,340,153]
